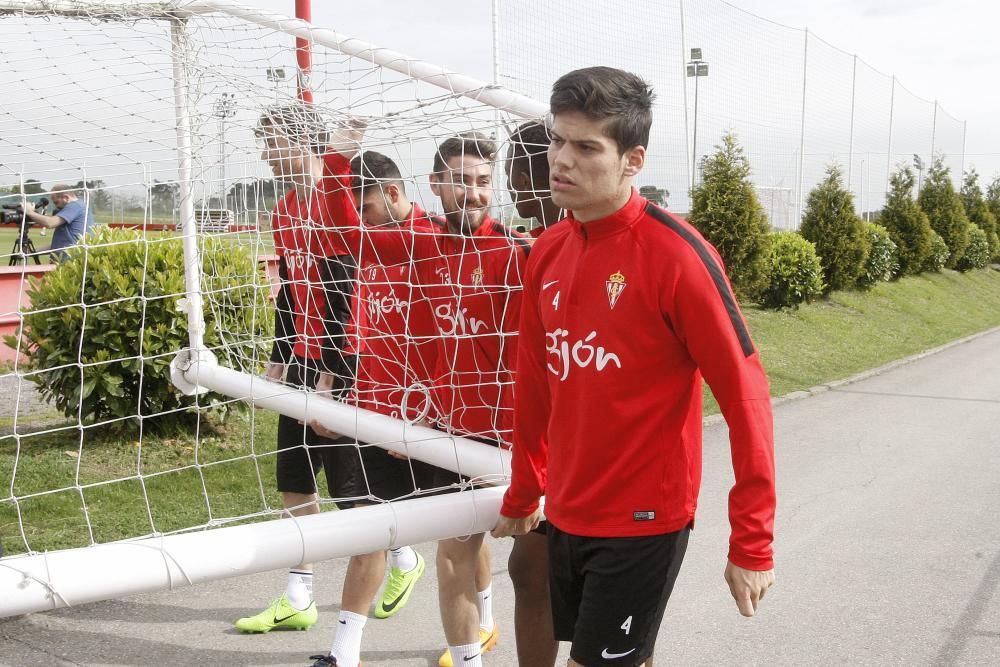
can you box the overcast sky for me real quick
[248,0,999,181]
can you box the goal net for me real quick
[0,0,546,616]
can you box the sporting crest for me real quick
[606,270,626,309]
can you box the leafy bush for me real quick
[880,166,933,275]
[858,223,899,289]
[800,165,870,292]
[956,224,991,272]
[918,155,971,268]
[689,132,771,301]
[7,228,273,425]
[759,232,824,309]
[923,231,950,273]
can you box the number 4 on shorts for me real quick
[621,615,632,635]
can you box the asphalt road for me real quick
[2,328,999,666]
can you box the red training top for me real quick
[270,153,354,367]
[501,189,776,571]
[323,153,530,444]
[348,203,441,422]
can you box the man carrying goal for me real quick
[235,105,425,636]
[306,148,443,667]
[493,67,777,666]
[316,131,529,667]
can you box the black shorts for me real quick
[276,357,361,505]
[354,443,439,502]
[548,524,690,665]
[426,435,501,490]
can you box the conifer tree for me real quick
[689,132,771,301]
[799,165,869,292]
[918,155,970,268]
[879,166,933,275]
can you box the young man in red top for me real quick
[236,105,366,634]
[239,110,424,644]
[504,120,561,667]
[507,121,563,240]
[315,132,529,667]
[425,133,529,667]
[493,67,777,666]
[307,150,442,667]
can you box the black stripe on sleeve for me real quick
[645,203,755,358]
[491,222,531,259]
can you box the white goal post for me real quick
[0,0,548,618]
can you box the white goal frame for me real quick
[0,0,548,619]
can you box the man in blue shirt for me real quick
[22,183,96,260]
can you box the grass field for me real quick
[2,267,999,555]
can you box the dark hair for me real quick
[549,66,654,154]
[350,150,404,198]
[433,131,497,174]
[508,121,550,181]
[255,104,328,155]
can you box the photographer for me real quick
[21,184,95,260]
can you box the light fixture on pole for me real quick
[686,48,709,188]
[214,92,237,207]
[266,67,287,100]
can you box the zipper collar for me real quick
[568,189,645,240]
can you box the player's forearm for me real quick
[722,396,776,570]
[270,259,295,364]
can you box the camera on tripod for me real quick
[2,196,49,266]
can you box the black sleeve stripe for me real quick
[491,222,531,258]
[645,203,755,358]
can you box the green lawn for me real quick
[2,267,1000,556]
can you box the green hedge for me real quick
[858,223,900,289]
[924,231,950,273]
[956,225,991,272]
[759,232,824,309]
[6,228,273,425]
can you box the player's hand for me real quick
[308,418,342,440]
[265,362,285,381]
[328,116,368,158]
[491,508,541,538]
[724,561,775,617]
[315,372,335,395]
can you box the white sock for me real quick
[285,570,313,610]
[449,642,482,667]
[330,610,367,667]
[477,584,494,632]
[389,546,418,571]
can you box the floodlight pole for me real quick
[214,92,236,206]
[266,66,288,101]
[686,48,709,189]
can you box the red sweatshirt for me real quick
[323,153,529,443]
[348,204,441,422]
[270,153,354,370]
[501,189,776,571]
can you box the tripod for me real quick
[9,226,41,266]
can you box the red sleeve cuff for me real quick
[500,489,539,519]
[728,548,774,571]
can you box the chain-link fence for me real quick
[496,0,965,229]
